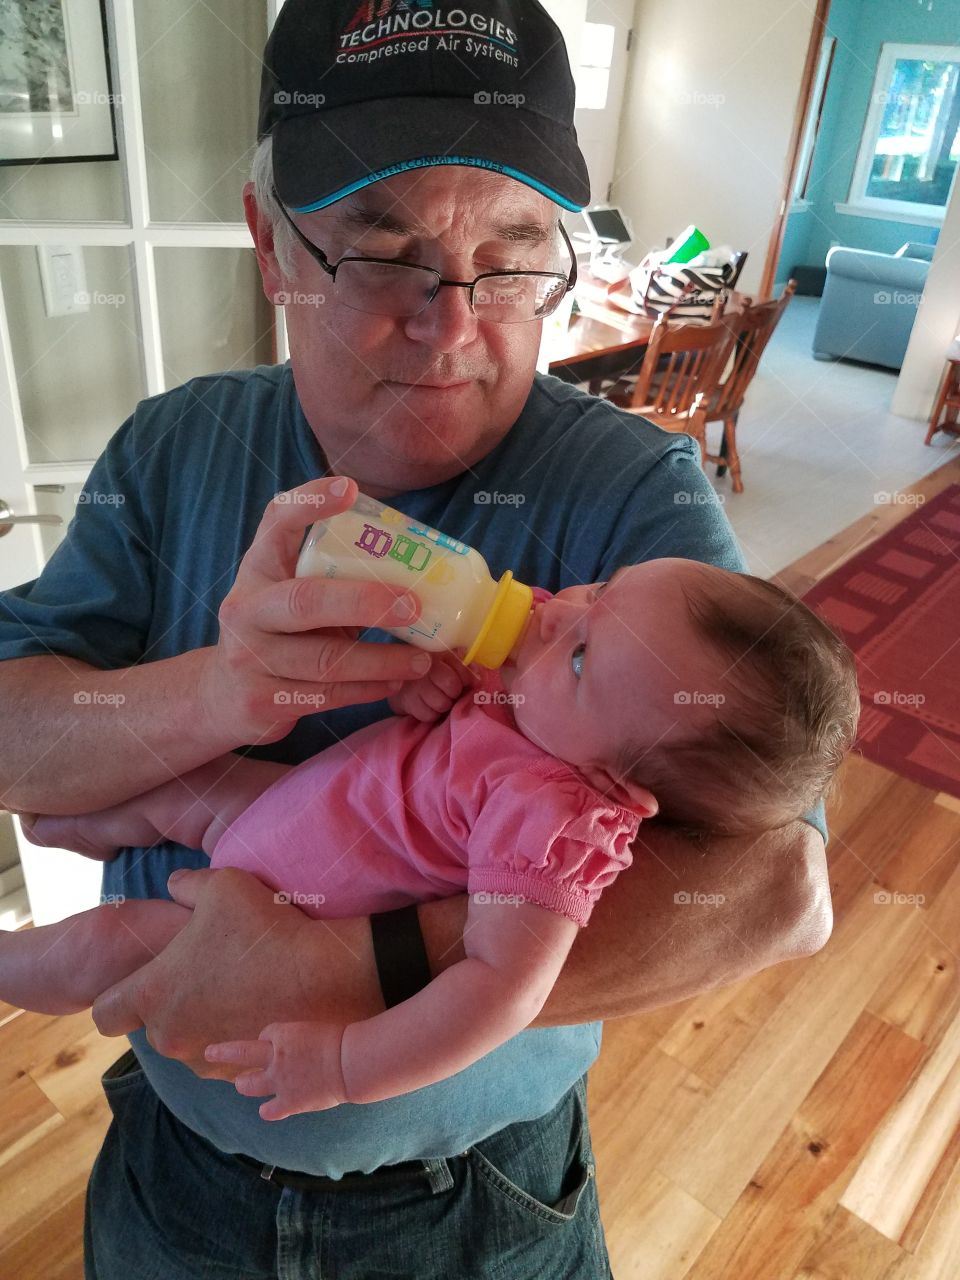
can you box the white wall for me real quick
[611,0,817,296]
[892,178,960,421]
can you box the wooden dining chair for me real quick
[606,313,739,466]
[706,279,797,493]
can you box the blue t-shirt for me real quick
[0,363,826,1176]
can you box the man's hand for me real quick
[387,652,479,722]
[533,818,833,1025]
[90,866,383,1081]
[196,475,433,747]
[14,810,120,861]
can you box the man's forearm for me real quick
[406,820,832,1028]
[0,649,238,813]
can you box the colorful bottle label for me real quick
[352,518,469,575]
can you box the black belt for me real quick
[232,1150,463,1193]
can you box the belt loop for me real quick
[260,1164,276,1182]
[423,1157,455,1194]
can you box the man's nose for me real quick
[402,283,479,352]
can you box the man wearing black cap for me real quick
[0,2,830,1276]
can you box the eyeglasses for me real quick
[270,185,577,325]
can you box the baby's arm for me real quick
[206,895,580,1119]
[20,752,294,859]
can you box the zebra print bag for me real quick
[628,256,736,322]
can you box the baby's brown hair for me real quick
[615,570,860,838]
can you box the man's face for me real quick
[245,167,565,497]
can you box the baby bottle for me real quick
[295,491,534,669]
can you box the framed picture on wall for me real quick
[0,0,118,166]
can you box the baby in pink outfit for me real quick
[3,557,858,1120]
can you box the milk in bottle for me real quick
[295,492,534,670]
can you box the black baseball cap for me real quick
[258,0,591,214]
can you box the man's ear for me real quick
[242,181,286,305]
[578,764,658,817]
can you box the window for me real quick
[847,42,960,223]
[575,23,615,111]
[792,36,836,206]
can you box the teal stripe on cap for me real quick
[289,157,584,213]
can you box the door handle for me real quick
[0,500,63,538]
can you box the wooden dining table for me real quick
[548,280,749,396]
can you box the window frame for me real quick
[845,41,960,225]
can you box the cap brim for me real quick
[271,96,591,214]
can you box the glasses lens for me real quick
[473,274,568,323]
[335,259,439,317]
[332,261,569,323]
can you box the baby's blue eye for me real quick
[572,642,586,678]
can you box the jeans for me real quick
[84,1048,614,1279]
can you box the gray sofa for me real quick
[812,241,936,371]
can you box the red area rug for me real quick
[802,484,960,800]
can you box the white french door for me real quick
[0,0,285,925]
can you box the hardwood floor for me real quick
[2,457,959,1278]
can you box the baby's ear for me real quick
[617,781,658,818]
[579,766,658,817]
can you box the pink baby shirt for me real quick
[211,624,643,929]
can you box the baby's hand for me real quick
[387,652,480,722]
[205,1020,348,1121]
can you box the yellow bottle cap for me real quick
[464,572,535,670]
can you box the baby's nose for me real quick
[540,597,583,643]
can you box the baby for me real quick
[3,557,859,1121]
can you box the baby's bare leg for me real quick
[0,898,192,1015]
[25,754,293,859]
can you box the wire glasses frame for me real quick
[270,185,578,324]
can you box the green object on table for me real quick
[664,225,710,264]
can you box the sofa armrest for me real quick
[825,246,929,290]
[896,242,936,262]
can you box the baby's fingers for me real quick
[205,1040,272,1069]
[259,1097,293,1122]
[234,1069,275,1097]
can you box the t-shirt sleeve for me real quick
[0,413,154,669]
[465,759,641,927]
[591,440,830,848]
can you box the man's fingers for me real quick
[252,575,421,636]
[165,867,216,909]
[242,476,358,584]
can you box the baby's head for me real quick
[501,559,860,837]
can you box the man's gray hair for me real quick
[251,134,298,278]
[251,133,568,282]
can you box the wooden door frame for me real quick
[758,0,832,299]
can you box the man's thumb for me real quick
[92,974,145,1037]
[166,866,214,908]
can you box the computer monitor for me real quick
[581,206,632,250]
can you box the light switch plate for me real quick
[36,244,90,317]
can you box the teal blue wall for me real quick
[776,0,957,284]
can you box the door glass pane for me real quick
[0,244,144,464]
[0,158,125,223]
[0,0,126,222]
[155,247,275,387]
[137,0,267,224]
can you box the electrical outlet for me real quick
[36,245,89,317]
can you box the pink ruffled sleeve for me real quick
[465,758,643,927]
